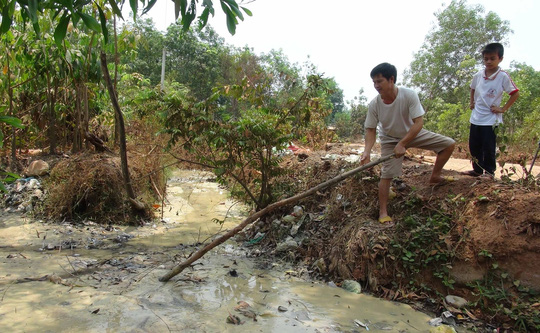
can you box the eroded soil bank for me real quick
[240,143,539,332]
[0,170,437,332]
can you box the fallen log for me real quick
[159,154,394,282]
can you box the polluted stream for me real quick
[0,170,435,332]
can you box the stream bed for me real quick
[0,170,436,332]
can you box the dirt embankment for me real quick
[243,142,540,331]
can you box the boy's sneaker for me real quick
[460,170,482,177]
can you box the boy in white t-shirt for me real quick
[462,43,519,178]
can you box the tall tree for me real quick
[119,18,164,86]
[323,77,344,121]
[505,62,540,147]
[164,24,225,100]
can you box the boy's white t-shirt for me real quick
[365,87,425,142]
[470,67,519,126]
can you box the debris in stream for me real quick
[342,279,362,294]
[2,177,44,214]
[233,301,258,321]
[429,325,458,333]
[238,308,257,321]
[440,311,457,326]
[245,232,265,246]
[353,319,370,330]
[275,236,299,253]
[444,295,468,309]
[226,313,243,325]
[234,301,250,310]
[313,258,326,274]
[429,310,459,329]
[114,233,134,243]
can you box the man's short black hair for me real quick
[482,43,504,58]
[370,62,397,83]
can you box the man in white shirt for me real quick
[360,63,455,224]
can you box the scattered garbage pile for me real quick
[2,177,45,214]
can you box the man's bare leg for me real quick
[378,178,392,219]
[429,143,455,184]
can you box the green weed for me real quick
[390,196,456,291]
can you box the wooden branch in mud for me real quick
[0,258,109,287]
[159,154,394,282]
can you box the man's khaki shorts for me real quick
[380,130,455,179]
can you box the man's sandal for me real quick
[378,216,393,224]
[429,175,456,186]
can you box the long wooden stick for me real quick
[159,154,394,282]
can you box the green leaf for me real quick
[222,0,243,21]
[240,6,252,16]
[142,0,158,15]
[221,2,236,35]
[71,12,80,26]
[198,7,210,29]
[55,0,74,10]
[129,0,138,20]
[54,14,70,46]
[178,0,187,18]
[0,4,12,34]
[0,116,24,128]
[65,49,72,63]
[78,11,101,33]
[2,171,19,183]
[97,4,108,44]
[27,0,39,24]
[108,0,123,19]
[180,1,196,31]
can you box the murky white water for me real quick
[0,169,435,332]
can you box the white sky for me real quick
[141,0,539,103]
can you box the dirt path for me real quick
[323,142,540,179]
[422,155,540,179]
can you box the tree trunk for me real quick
[45,71,57,155]
[159,154,394,282]
[99,51,144,211]
[7,50,17,170]
[72,82,83,153]
[82,82,90,149]
[113,15,120,146]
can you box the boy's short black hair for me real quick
[482,43,504,58]
[370,62,397,83]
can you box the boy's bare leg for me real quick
[429,143,455,183]
[378,178,392,219]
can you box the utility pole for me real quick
[161,47,166,91]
